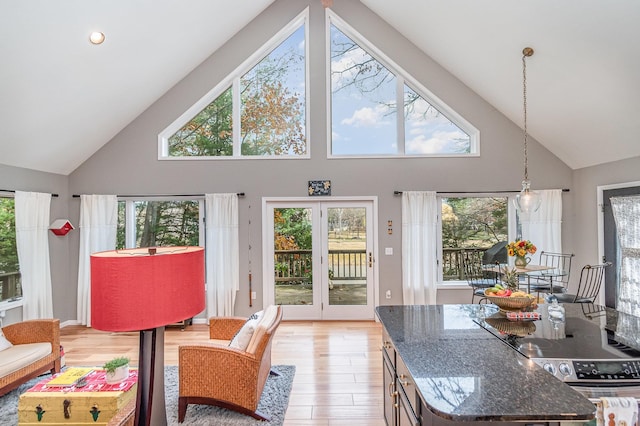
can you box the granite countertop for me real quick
[376,304,597,422]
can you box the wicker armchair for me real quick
[0,319,61,396]
[178,305,283,422]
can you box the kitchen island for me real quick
[376,304,598,425]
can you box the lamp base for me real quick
[135,327,167,426]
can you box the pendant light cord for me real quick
[522,51,529,182]
[522,47,533,183]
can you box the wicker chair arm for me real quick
[2,319,60,347]
[179,343,260,397]
[208,317,247,340]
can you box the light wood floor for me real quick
[60,320,385,425]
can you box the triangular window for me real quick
[329,12,477,157]
[160,11,308,159]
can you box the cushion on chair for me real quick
[229,310,263,351]
[0,342,52,377]
[0,332,13,352]
[245,305,279,355]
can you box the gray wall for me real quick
[66,0,573,318]
[17,0,635,323]
[570,156,640,272]
[0,163,70,324]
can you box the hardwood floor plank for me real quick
[60,320,384,423]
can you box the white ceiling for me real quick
[1,0,639,175]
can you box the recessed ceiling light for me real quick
[89,32,105,45]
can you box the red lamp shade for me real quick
[91,246,205,332]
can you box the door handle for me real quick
[369,252,373,267]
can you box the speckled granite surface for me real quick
[376,304,597,422]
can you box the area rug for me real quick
[0,365,295,426]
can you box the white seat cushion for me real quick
[0,342,52,377]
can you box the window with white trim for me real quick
[159,11,308,159]
[329,12,478,157]
[438,195,514,284]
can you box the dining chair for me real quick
[462,250,499,303]
[554,262,611,303]
[528,251,575,295]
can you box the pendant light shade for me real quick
[514,47,541,215]
[515,179,541,214]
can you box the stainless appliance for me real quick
[476,303,640,405]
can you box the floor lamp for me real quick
[91,246,205,426]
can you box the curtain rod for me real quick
[394,189,570,195]
[72,192,245,198]
[0,189,59,197]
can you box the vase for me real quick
[105,365,129,384]
[514,255,530,268]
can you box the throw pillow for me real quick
[228,310,263,351]
[0,331,13,352]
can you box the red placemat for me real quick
[28,369,138,393]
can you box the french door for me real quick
[263,198,377,320]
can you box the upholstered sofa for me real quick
[0,318,61,395]
[178,305,283,422]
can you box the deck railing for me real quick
[443,248,488,281]
[0,271,22,302]
[275,247,488,283]
[275,249,367,283]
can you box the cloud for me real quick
[406,130,468,154]
[341,104,391,127]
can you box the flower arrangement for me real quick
[506,240,537,257]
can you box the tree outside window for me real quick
[166,24,306,158]
[441,197,508,281]
[0,198,22,302]
[330,21,474,157]
[117,200,201,249]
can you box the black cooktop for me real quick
[475,303,640,361]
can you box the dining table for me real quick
[486,263,567,296]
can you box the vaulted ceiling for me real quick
[1,0,639,175]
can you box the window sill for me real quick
[0,298,24,311]
[437,282,471,290]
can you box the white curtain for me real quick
[14,191,53,320]
[205,193,239,317]
[610,195,640,317]
[401,191,438,305]
[76,195,117,326]
[521,189,563,254]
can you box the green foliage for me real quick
[441,197,507,249]
[0,198,19,273]
[116,200,200,250]
[102,356,129,374]
[169,28,305,158]
[274,208,312,250]
[168,88,233,156]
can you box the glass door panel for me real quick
[326,207,367,306]
[273,207,314,306]
[322,202,374,320]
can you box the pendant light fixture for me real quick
[514,47,541,215]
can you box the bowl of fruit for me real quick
[484,285,536,311]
